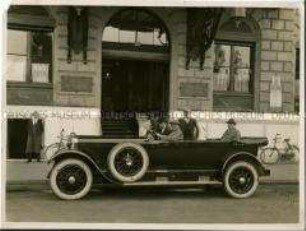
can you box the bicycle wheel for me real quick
[260,148,280,164]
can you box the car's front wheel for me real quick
[49,158,93,200]
[223,161,259,199]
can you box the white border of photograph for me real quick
[0,0,305,230]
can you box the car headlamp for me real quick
[68,132,78,148]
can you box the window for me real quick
[103,26,168,46]
[213,17,258,112]
[7,29,52,83]
[213,42,254,93]
[102,9,169,52]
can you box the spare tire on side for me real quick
[107,142,149,182]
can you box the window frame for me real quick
[102,8,170,55]
[213,40,256,95]
[7,23,54,84]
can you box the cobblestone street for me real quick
[5,184,299,224]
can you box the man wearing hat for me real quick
[25,111,44,162]
[221,118,241,142]
[156,119,183,141]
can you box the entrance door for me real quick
[7,119,28,159]
[102,59,169,113]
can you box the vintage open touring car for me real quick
[45,131,270,200]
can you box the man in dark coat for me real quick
[221,118,241,142]
[178,110,199,140]
[25,111,44,162]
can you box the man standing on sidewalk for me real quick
[25,111,44,162]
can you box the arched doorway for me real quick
[101,9,170,117]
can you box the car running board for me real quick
[123,176,222,186]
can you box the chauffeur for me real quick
[156,120,183,141]
[221,118,241,142]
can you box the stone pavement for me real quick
[5,184,299,224]
[5,160,299,190]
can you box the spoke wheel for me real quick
[114,148,144,177]
[108,143,149,182]
[224,161,258,199]
[50,159,92,200]
[260,148,279,164]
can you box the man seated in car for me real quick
[146,115,171,140]
[221,118,241,142]
[156,118,183,141]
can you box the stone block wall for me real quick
[157,7,298,113]
[53,7,102,108]
[7,84,53,106]
[254,8,298,113]
[11,6,297,113]
[50,7,299,113]
[169,10,214,111]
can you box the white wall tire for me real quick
[223,161,259,199]
[50,158,93,200]
[107,142,149,182]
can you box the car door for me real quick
[144,140,230,170]
[165,140,233,170]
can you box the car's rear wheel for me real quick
[50,158,93,200]
[107,142,149,182]
[223,161,259,199]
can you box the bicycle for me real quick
[259,133,299,164]
[43,129,73,160]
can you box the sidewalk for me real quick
[6,160,52,191]
[260,162,299,184]
[6,160,299,191]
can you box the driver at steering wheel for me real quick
[146,117,183,141]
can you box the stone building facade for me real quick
[6,6,300,111]
[5,5,301,160]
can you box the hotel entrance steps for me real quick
[101,120,139,138]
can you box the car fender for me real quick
[47,149,105,178]
[221,152,266,176]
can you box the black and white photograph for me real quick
[0,0,304,230]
